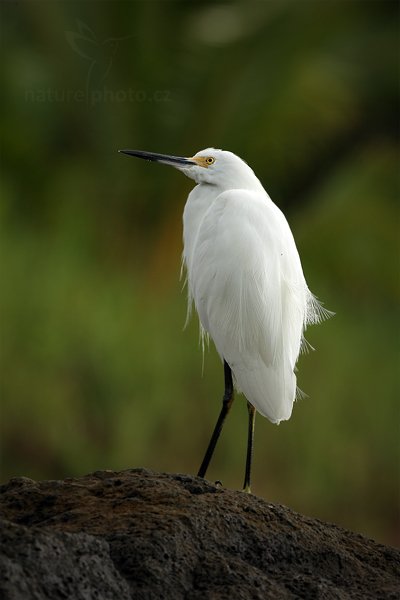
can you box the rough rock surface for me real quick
[0,469,399,599]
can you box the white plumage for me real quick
[181,148,328,423]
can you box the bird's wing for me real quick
[187,189,308,423]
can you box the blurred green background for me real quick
[1,1,399,545]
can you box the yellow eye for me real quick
[205,157,215,165]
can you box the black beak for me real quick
[118,149,195,167]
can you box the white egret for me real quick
[119,147,331,492]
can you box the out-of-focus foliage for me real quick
[1,1,398,545]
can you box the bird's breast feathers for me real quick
[186,188,308,345]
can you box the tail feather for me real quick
[231,360,296,423]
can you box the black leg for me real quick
[197,360,234,478]
[242,401,256,493]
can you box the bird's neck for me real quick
[182,175,266,270]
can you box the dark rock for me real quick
[0,469,399,599]
[1,518,130,600]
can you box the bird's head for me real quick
[119,147,262,190]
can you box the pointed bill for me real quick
[118,149,196,167]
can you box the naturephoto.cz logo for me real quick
[25,20,171,106]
